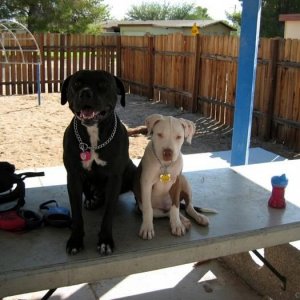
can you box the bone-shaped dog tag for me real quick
[80,151,91,161]
[160,173,171,183]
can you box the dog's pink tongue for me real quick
[80,109,95,119]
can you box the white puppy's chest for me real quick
[150,159,182,210]
[151,182,173,212]
[81,125,107,170]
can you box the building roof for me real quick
[279,14,300,21]
[102,20,236,31]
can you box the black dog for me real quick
[61,70,136,255]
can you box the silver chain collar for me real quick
[73,112,118,152]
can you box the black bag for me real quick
[0,162,45,212]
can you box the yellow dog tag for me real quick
[160,173,171,183]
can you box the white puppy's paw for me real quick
[170,219,188,236]
[180,215,192,230]
[195,213,209,226]
[139,222,155,240]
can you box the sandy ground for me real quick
[0,93,298,170]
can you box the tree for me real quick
[0,0,32,24]
[225,10,241,35]
[260,0,300,37]
[186,6,211,20]
[125,2,211,21]
[126,2,169,20]
[225,10,241,27]
[0,0,110,33]
[168,3,195,20]
[50,0,110,33]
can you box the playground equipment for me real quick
[0,19,42,104]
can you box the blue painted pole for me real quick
[230,0,262,166]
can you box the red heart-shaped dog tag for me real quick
[80,151,91,161]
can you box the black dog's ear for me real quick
[61,75,72,105]
[114,76,125,107]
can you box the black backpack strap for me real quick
[18,209,43,229]
[18,171,45,180]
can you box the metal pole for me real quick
[230,0,262,166]
[37,63,41,105]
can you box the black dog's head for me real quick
[61,70,125,126]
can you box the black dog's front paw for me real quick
[84,194,104,210]
[66,234,84,255]
[84,198,98,210]
[97,235,115,255]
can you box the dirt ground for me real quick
[0,93,298,170]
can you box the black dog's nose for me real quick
[79,88,93,100]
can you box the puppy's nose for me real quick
[79,88,93,100]
[162,148,173,162]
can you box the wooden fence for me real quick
[1,33,300,151]
[0,33,118,95]
[121,34,300,151]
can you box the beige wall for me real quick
[284,21,300,39]
[120,26,184,36]
[120,24,232,36]
[200,23,232,36]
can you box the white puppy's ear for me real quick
[145,114,163,135]
[180,119,196,144]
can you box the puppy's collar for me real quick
[151,142,173,183]
[73,112,118,153]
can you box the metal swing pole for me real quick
[37,63,41,105]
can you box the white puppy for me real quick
[133,114,209,240]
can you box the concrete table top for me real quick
[0,155,299,297]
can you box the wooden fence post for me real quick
[59,34,65,86]
[147,35,154,100]
[116,35,121,77]
[263,38,280,140]
[191,35,201,113]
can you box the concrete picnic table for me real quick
[0,150,299,298]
